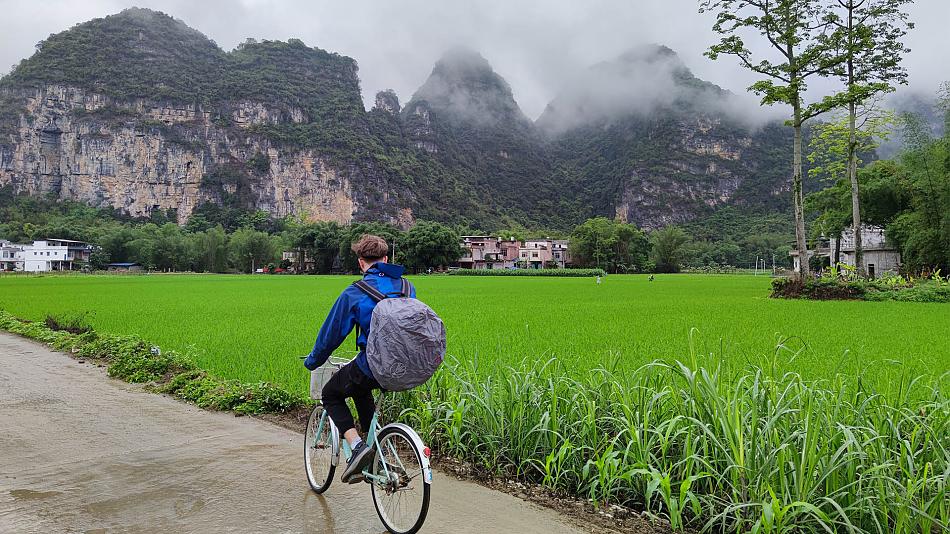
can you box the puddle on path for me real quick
[9,489,62,500]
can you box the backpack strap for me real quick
[352,280,387,302]
[400,278,412,297]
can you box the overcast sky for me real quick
[1,0,947,119]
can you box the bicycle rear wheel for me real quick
[304,407,338,493]
[370,426,431,534]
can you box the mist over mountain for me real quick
[0,8,795,233]
[537,45,780,137]
[408,48,532,129]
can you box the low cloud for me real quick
[0,0,946,123]
[537,45,784,134]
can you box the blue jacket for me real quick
[304,262,415,379]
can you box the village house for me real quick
[790,225,900,277]
[17,239,93,272]
[1,240,24,271]
[457,236,570,270]
[520,240,554,269]
[458,236,507,269]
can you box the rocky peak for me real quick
[374,90,401,114]
[404,47,530,129]
[536,44,730,134]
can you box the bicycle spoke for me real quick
[371,429,428,533]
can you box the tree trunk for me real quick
[792,99,810,279]
[848,99,863,276]
[845,10,864,278]
[834,232,841,265]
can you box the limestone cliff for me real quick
[0,84,401,225]
[0,9,795,232]
[0,9,414,227]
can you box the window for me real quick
[532,252,539,258]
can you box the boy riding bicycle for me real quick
[303,234,415,483]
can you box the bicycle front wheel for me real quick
[370,426,431,534]
[304,406,338,493]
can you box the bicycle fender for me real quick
[382,423,433,485]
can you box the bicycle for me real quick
[304,356,433,534]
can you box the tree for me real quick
[651,226,691,273]
[702,0,845,278]
[194,225,229,272]
[229,228,278,273]
[88,246,111,270]
[807,110,895,262]
[400,221,463,272]
[825,0,913,275]
[288,221,344,273]
[570,217,650,273]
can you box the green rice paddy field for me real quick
[0,273,947,395]
[3,273,949,531]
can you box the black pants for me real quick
[321,360,380,435]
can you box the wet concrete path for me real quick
[0,333,588,533]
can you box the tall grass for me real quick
[393,347,949,532]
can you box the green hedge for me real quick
[771,277,950,302]
[449,268,606,277]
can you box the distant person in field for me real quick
[303,234,416,483]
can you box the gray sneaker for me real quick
[341,441,374,484]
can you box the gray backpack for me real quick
[353,278,446,391]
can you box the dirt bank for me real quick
[0,333,591,533]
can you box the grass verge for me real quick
[0,310,309,415]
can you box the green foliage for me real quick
[247,151,270,174]
[284,220,345,274]
[650,226,690,273]
[569,217,649,273]
[807,112,894,183]
[811,94,950,273]
[1,8,224,103]
[448,268,605,277]
[771,275,950,303]
[228,227,279,273]
[400,220,463,272]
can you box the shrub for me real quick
[772,276,950,303]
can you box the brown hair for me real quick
[351,234,389,262]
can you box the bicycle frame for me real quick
[311,391,433,486]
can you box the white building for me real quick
[1,240,25,271]
[790,225,900,277]
[18,239,93,272]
